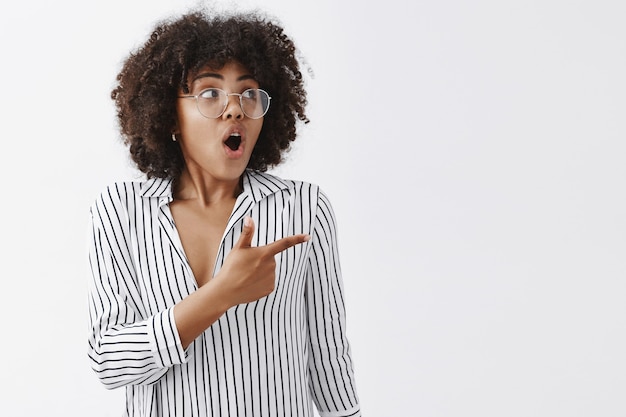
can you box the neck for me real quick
[174,168,242,208]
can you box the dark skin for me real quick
[169,179,237,287]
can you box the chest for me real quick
[169,200,234,287]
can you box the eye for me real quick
[198,88,222,100]
[241,89,259,101]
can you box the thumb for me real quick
[234,216,255,249]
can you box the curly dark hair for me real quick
[111,9,308,179]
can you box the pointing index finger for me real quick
[265,234,311,255]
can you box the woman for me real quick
[87,8,361,417]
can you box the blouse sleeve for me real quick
[86,192,189,389]
[306,189,361,417]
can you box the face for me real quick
[175,61,264,184]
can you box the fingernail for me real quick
[303,234,311,242]
[244,217,252,227]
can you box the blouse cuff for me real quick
[148,307,190,368]
[318,405,361,417]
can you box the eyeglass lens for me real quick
[196,88,270,119]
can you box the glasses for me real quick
[178,88,271,119]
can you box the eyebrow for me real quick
[191,72,256,83]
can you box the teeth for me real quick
[230,132,241,137]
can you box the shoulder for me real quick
[245,170,336,216]
[89,177,172,219]
[90,181,138,211]
[245,169,323,198]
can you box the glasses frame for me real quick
[178,88,271,120]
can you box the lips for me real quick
[222,126,246,158]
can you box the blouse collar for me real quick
[138,169,290,204]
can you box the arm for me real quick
[87,209,188,389]
[306,190,361,417]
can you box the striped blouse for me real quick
[87,169,361,417]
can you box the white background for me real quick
[0,0,624,416]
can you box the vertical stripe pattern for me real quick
[87,170,360,417]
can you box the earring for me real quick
[171,133,177,142]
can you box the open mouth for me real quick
[224,133,242,151]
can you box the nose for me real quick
[223,94,243,120]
